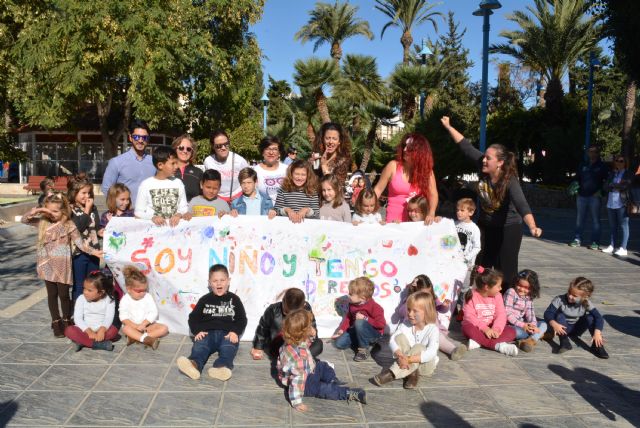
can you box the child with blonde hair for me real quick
[100,183,134,228]
[462,266,518,356]
[373,291,440,389]
[22,192,102,337]
[278,309,366,412]
[319,174,351,222]
[543,277,608,358]
[119,265,169,349]
[332,277,385,361]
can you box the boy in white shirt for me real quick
[134,146,189,227]
[455,198,481,313]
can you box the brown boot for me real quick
[403,370,420,389]
[51,319,65,338]
[143,335,159,350]
[518,338,536,353]
[62,318,74,328]
[372,368,395,386]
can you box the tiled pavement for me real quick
[1,211,639,427]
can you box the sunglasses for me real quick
[177,146,193,153]
[131,134,149,142]
[214,142,230,149]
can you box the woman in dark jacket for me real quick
[172,134,203,202]
[602,154,632,256]
[441,116,542,284]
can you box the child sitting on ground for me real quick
[504,269,547,352]
[278,309,366,412]
[462,266,519,357]
[119,265,169,349]
[543,277,608,359]
[373,291,440,389]
[332,277,385,361]
[230,167,276,217]
[393,275,467,361]
[177,264,247,381]
[64,270,118,351]
[352,189,384,225]
[135,146,189,227]
[251,288,322,360]
[189,169,231,217]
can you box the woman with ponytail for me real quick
[441,116,542,284]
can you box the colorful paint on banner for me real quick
[104,216,468,337]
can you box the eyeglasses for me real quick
[214,142,230,149]
[264,147,280,153]
[131,134,149,142]
[177,146,193,153]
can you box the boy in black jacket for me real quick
[250,288,323,360]
[177,264,247,381]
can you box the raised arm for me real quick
[440,116,465,144]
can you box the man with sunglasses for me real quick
[570,146,609,250]
[101,119,156,206]
[203,129,248,202]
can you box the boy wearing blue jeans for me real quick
[332,277,385,361]
[177,264,247,381]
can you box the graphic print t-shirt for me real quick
[253,163,287,205]
[134,177,189,220]
[188,196,230,217]
[188,291,247,336]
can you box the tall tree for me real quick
[375,0,443,63]
[295,1,373,64]
[389,60,446,121]
[491,0,601,116]
[293,57,339,124]
[9,0,264,158]
[266,76,293,126]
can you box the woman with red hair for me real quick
[374,133,438,223]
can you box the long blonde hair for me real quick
[37,192,72,249]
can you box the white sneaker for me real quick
[467,339,481,350]
[495,342,519,357]
[614,248,628,256]
[601,245,614,253]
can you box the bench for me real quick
[23,176,46,194]
[53,176,69,192]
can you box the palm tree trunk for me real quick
[543,76,564,117]
[316,91,331,124]
[359,119,378,171]
[306,122,316,146]
[330,42,342,64]
[401,31,413,64]
[402,95,416,121]
[622,79,636,161]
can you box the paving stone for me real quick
[142,391,220,426]
[28,364,107,391]
[95,364,166,392]
[67,391,154,426]
[421,387,504,420]
[224,363,283,392]
[216,391,290,426]
[161,365,225,392]
[56,343,122,365]
[0,391,85,426]
[360,389,426,423]
[461,359,535,386]
[0,342,19,360]
[3,342,69,365]
[117,342,180,365]
[487,384,570,417]
[290,394,364,425]
[0,364,48,390]
[509,415,586,428]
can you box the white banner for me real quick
[104,216,467,338]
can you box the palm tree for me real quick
[293,57,339,124]
[333,54,384,134]
[490,0,601,115]
[358,102,396,171]
[389,61,447,121]
[295,1,373,64]
[375,0,442,64]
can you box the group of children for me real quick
[23,145,610,413]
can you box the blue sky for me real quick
[252,0,528,92]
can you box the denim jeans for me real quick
[72,253,100,301]
[514,321,547,341]
[304,360,347,400]
[334,319,382,350]
[607,207,629,249]
[575,195,601,244]
[188,330,239,371]
[554,313,599,337]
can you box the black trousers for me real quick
[478,223,523,286]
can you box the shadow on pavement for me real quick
[0,401,19,426]
[603,313,640,338]
[548,364,640,426]
[421,401,472,427]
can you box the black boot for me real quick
[591,343,609,359]
[51,319,64,338]
[556,335,572,354]
[92,340,114,351]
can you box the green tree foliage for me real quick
[293,57,339,124]
[8,0,264,159]
[491,0,601,116]
[389,60,447,122]
[266,76,294,127]
[375,0,443,64]
[295,1,373,63]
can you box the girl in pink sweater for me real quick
[462,266,518,356]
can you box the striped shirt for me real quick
[274,188,320,219]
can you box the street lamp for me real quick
[473,0,502,153]
[417,39,432,120]
[584,52,600,156]
[261,93,270,135]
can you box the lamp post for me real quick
[473,0,502,153]
[261,93,270,135]
[583,52,600,156]
[417,39,432,120]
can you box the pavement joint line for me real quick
[0,287,46,318]
[138,335,187,427]
[212,361,229,428]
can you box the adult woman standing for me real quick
[373,133,438,223]
[441,116,542,284]
[602,155,631,257]
[253,136,288,205]
[310,122,352,186]
[204,130,249,202]
[172,135,202,202]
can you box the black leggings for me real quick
[479,223,523,285]
[44,281,72,321]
